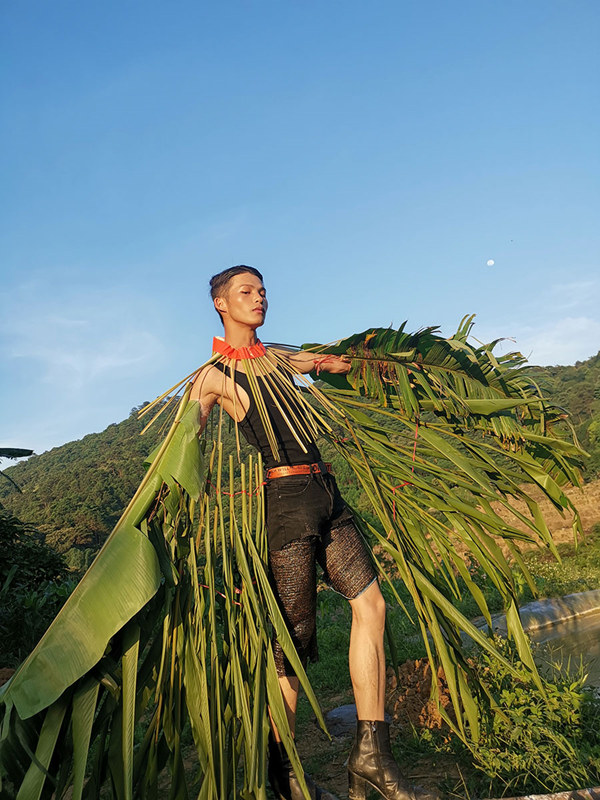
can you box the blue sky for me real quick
[1,0,599,456]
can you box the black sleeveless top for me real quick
[213,362,322,469]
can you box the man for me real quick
[191,266,437,800]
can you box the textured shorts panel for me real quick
[269,516,377,677]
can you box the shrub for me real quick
[466,637,600,796]
[0,509,67,588]
[0,508,73,665]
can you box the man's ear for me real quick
[214,297,227,315]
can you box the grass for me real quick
[520,523,600,599]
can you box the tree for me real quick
[0,448,33,493]
[0,508,68,666]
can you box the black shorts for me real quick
[265,472,377,676]
[265,470,353,551]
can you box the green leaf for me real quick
[16,696,68,800]
[71,678,100,800]
[7,521,161,720]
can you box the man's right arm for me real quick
[190,366,218,434]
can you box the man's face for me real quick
[215,272,268,328]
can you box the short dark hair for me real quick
[209,265,264,323]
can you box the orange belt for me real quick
[266,462,332,480]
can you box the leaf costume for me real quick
[0,319,584,799]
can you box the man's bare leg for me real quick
[348,580,387,719]
[347,581,438,799]
[272,580,386,738]
[269,676,338,799]
[271,676,299,741]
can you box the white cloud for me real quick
[489,316,600,366]
[89,331,161,379]
[546,279,600,312]
[470,274,600,366]
[0,278,181,452]
[48,315,88,327]
[2,287,164,391]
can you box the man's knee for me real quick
[350,581,386,628]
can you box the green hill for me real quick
[0,406,163,568]
[2,351,599,562]
[529,351,600,474]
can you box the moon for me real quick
[486,259,495,267]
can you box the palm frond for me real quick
[294,322,585,730]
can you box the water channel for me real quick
[529,609,600,688]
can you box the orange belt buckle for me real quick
[266,462,332,480]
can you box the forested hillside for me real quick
[2,351,599,563]
[530,351,600,474]
[0,407,163,568]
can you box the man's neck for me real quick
[220,324,259,350]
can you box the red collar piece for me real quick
[212,337,266,360]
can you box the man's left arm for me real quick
[285,350,351,375]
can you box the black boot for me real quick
[347,721,439,800]
[268,736,338,800]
